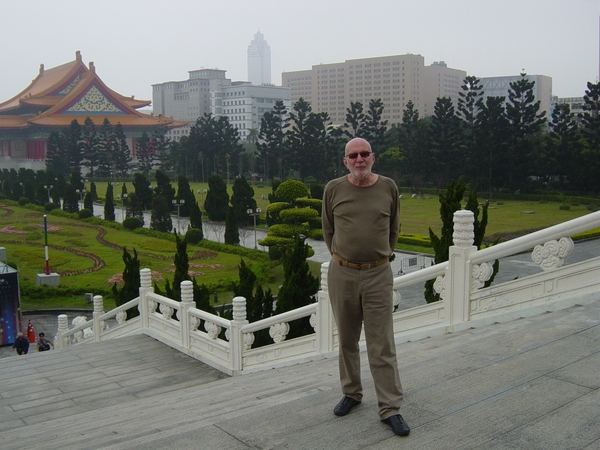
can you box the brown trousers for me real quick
[328,260,403,419]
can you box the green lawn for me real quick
[1,203,277,310]
[2,190,598,311]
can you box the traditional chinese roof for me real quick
[0,51,185,130]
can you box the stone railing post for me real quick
[55,313,69,349]
[92,295,104,342]
[317,262,335,354]
[179,280,194,349]
[444,210,477,331]
[230,296,248,372]
[139,268,153,330]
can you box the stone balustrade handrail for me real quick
[472,210,600,264]
[241,303,318,334]
[55,211,600,375]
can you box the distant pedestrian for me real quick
[11,332,29,355]
[37,332,54,352]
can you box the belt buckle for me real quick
[356,263,362,270]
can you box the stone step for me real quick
[0,297,598,449]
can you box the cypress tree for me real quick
[111,247,140,319]
[276,235,319,339]
[204,174,229,221]
[224,206,239,245]
[104,183,115,222]
[150,195,173,233]
[425,179,498,303]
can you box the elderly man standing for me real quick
[322,137,409,437]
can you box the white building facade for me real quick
[282,54,466,125]
[211,82,291,140]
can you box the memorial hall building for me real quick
[0,51,185,171]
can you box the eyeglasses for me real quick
[345,151,372,160]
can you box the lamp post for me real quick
[172,199,185,233]
[44,184,53,202]
[117,193,127,222]
[247,208,261,249]
[196,188,207,207]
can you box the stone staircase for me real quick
[1,295,598,449]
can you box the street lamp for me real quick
[117,193,127,222]
[44,184,53,202]
[172,199,185,233]
[247,208,262,249]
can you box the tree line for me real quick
[37,76,600,198]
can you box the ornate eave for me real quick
[0,51,184,130]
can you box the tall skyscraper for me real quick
[247,31,271,85]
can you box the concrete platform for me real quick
[0,297,598,449]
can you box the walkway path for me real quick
[0,296,597,449]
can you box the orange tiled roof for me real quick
[0,51,177,129]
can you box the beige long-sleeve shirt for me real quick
[322,175,400,262]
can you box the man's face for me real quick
[343,139,375,180]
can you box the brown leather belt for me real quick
[332,253,389,270]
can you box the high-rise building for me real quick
[247,31,271,85]
[282,54,466,125]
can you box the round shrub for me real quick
[185,227,204,244]
[123,216,142,230]
[44,202,58,211]
[78,208,93,219]
[275,179,309,202]
[18,197,29,206]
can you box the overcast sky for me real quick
[1,0,598,105]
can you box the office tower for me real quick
[248,31,271,85]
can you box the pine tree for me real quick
[343,101,366,138]
[136,132,154,176]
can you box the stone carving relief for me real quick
[531,237,574,271]
[204,321,221,340]
[269,323,290,343]
[472,262,494,290]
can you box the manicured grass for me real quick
[1,203,279,310]
[3,189,598,311]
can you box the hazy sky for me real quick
[1,0,598,104]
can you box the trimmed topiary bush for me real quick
[44,202,58,211]
[185,227,204,244]
[78,208,93,219]
[123,216,142,230]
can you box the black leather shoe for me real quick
[334,396,361,416]
[382,414,410,436]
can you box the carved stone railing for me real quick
[55,211,600,375]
